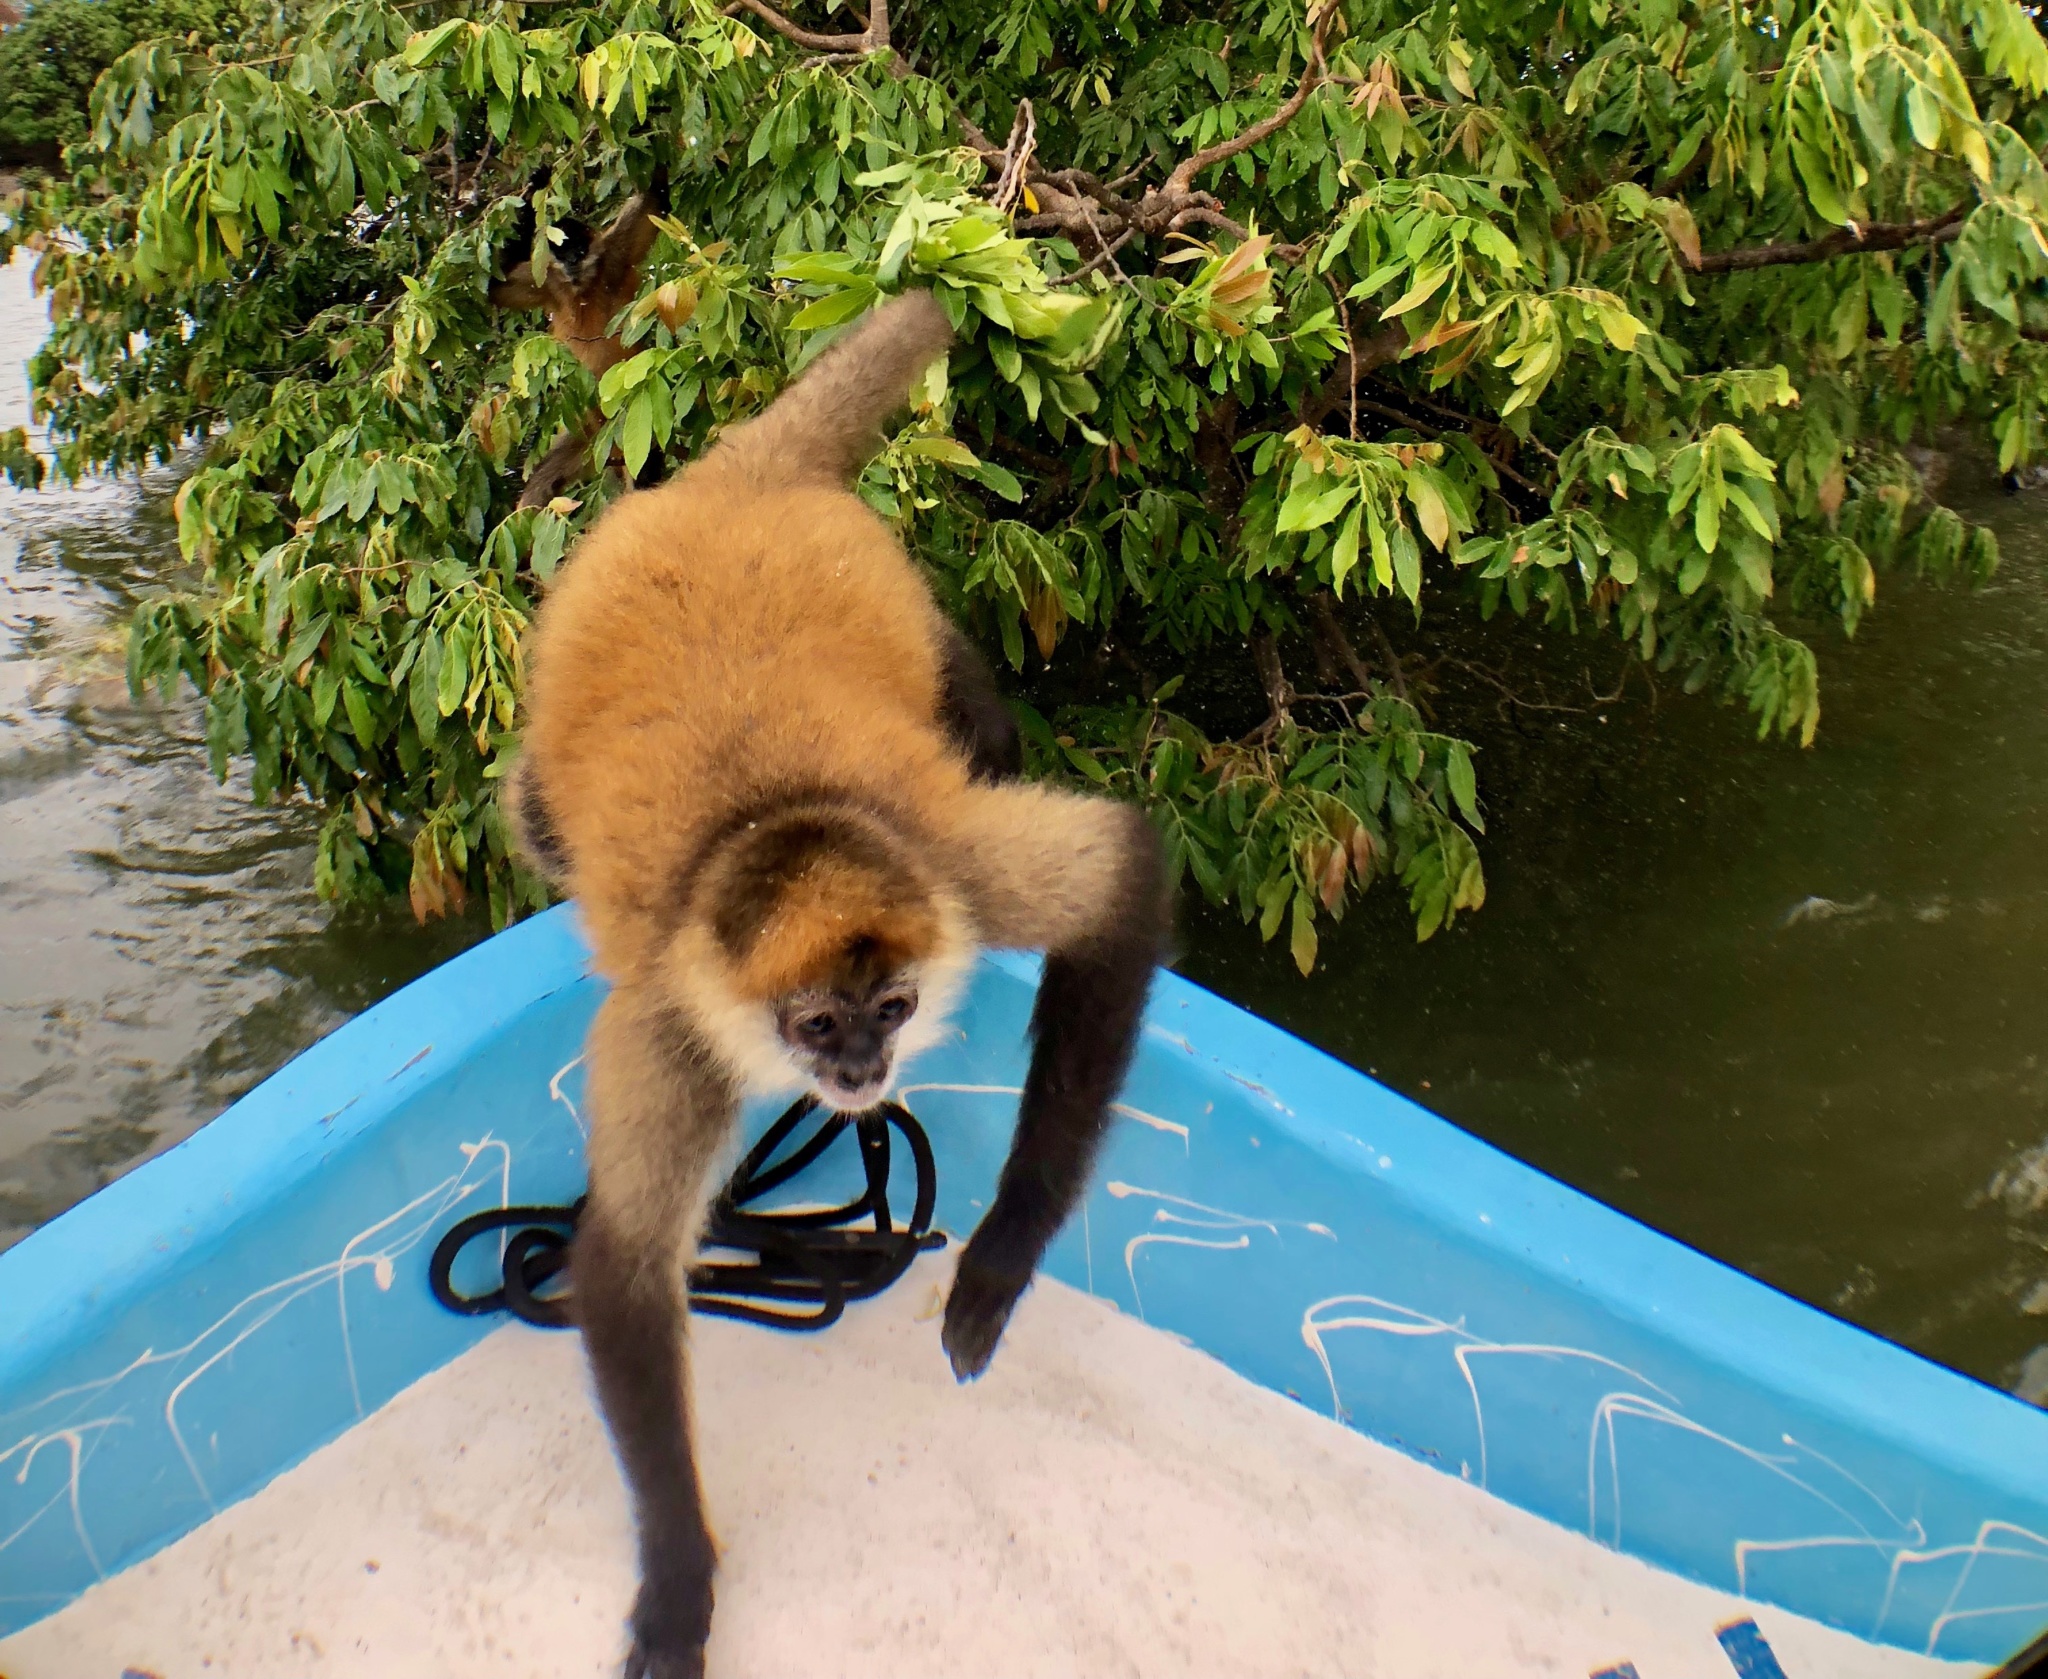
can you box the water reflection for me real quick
[0,251,484,1248]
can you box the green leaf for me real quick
[1446,744,1480,828]
[1791,139,1850,226]
[1906,80,1942,150]
[1381,264,1451,320]
[789,283,879,330]
[343,678,377,745]
[1391,525,1423,603]
[966,460,1025,501]
[437,622,471,718]
[621,391,654,480]
[1277,477,1357,533]
[1330,506,1363,595]
[1408,477,1452,550]
[409,635,443,744]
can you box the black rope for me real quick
[427,1096,946,1333]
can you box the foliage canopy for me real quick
[4,0,2044,965]
[0,0,265,166]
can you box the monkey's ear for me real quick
[489,264,550,312]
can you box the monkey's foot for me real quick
[941,1254,1029,1381]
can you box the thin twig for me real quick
[1444,656,1590,715]
[990,100,1037,216]
[1049,225,1136,286]
[1325,274,1357,440]
[1310,591,1375,691]
[1366,612,1409,704]
[1372,377,1560,462]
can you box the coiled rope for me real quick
[428,1096,945,1333]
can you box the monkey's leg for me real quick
[940,788,1169,1379]
[937,621,1022,782]
[574,994,735,1679]
[516,416,600,511]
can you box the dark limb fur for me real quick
[942,800,1168,1379]
[936,622,1021,782]
[516,420,600,512]
[573,996,732,1679]
[508,760,569,881]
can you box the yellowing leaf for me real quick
[1408,476,1451,549]
[1382,263,1451,319]
[1290,893,1319,975]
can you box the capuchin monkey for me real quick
[511,290,1168,1679]
[490,168,669,506]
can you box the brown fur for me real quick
[520,293,978,990]
[514,290,1167,1679]
[490,179,664,378]
[491,178,667,510]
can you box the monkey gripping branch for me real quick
[3,0,2046,965]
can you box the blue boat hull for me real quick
[2,905,2045,1664]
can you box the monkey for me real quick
[490,166,670,508]
[509,291,1167,1679]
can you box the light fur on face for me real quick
[660,892,976,1106]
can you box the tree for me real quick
[4,0,2044,964]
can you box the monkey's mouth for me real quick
[811,1073,892,1113]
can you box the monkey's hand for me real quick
[624,1633,706,1679]
[623,1574,711,1679]
[941,1242,1032,1381]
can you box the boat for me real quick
[1,903,2043,1677]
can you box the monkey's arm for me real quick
[936,621,1022,783]
[487,262,556,313]
[574,994,731,1679]
[591,166,668,298]
[941,787,1169,1379]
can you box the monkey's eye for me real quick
[799,1013,835,1038]
[875,996,911,1025]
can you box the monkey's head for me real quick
[668,807,973,1112]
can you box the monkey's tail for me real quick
[713,290,954,488]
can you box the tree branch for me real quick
[1297,321,1410,430]
[1246,631,1296,742]
[722,0,882,54]
[1691,205,1968,274]
[964,6,1335,270]
[1310,590,1375,691]
[1162,6,1332,198]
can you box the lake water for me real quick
[0,251,481,1247]
[4,249,2047,1399]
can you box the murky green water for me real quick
[1179,452,2048,1397]
[6,248,2048,1396]
[0,253,483,1248]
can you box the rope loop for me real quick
[428,1097,945,1333]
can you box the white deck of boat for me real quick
[1,1256,1981,1679]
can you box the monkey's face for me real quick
[773,977,920,1111]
